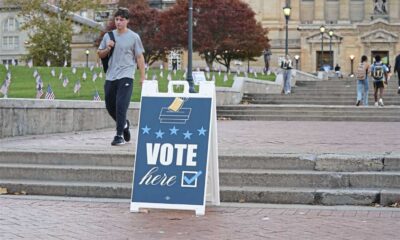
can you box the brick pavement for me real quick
[1,121,400,155]
[1,196,400,240]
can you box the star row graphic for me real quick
[141,125,207,140]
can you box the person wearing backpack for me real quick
[355,55,370,106]
[370,55,389,107]
[98,8,145,146]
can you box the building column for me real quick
[314,0,325,23]
[338,0,350,23]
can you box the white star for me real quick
[183,130,193,140]
[197,127,207,136]
[155,129,165,139]
[165,196,171,201]
[169,126,179,135]
[141,125,151,134]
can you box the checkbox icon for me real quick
[181,171,202,188]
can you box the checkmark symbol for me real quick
[183,171,202,185]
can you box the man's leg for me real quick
[115,78,133,136]
[397,74,400,94]
[104,80,117,121]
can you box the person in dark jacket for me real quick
[394,54,400,94]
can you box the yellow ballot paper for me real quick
[168,97,184,112]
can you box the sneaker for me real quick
[374,102,379,107]
[111,136,125,146]
[356,100,361,106]
[123,120,131,142]
[379,99,384,107]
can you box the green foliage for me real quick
[7,0,100,66]
[0,66,275,102]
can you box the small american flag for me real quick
[90,65,94,72]
[36,85,43,99]
[45,84,55,100]
[92,72,98,82]
[51,68,55,77]
[223,74,228,82]
[0,80,8,96]
[11,59,16,66]
[62,77,69,87]
[73,80,81,94]
[28,59,33,68]
[72,67,77,74]
[93,91,101,101]
[46,59,51,67]
[64,60,68,67]
[167,73,172,81]
[33,69,38,78]
[82,71,87,80]
[59,72,63,80]
[99,71,103,78]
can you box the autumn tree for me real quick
[7,0,100,66]
[102,0,165,65]
[160,0,269,71]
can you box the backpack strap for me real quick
[107,31,116,58]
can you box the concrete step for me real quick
[217,114,400,122]
[244,100,400,106]
[218,109,400,117]
[220,186,400,206]
[2,179,399,206]
[219,169,400,188]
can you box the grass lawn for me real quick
[0,65,275,102]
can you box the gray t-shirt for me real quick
[99,29,144,81]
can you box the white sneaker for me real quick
[379,99,384,107]
[374,102,379,107]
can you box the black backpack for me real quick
[101,31,115,73]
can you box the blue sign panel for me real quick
[132,96,212,206]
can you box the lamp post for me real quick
[319,25,325,70]
[186,0,195,93]
[328,29,334,70]
[85,49,89,68]
[294,55,300,70]
[350,55,355,76]
[283,5,291,56]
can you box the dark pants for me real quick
[104,78,133,136]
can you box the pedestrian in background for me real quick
[280,55,293,95]
[98,7,145,146]
[370,55,389,107]
[355,55,370,106]
[394,53,400,94]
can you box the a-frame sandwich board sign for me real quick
[130,80,220,216]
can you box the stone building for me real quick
[244,0,400,74]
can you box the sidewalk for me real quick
[1,121,400,156]
[1,195,400,240]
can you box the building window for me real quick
[300,0,315,24]
[325,0,339,23]
[350,0,364,22]
[3,36,19,49]
[3,18,19,32]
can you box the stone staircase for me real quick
[1,151,400,206]
[217,78,400,121]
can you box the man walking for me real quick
[394,53,400,94]
[370,55,389,107]
[98,8,145,146]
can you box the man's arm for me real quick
[97,47,111,59]
[136,53,145,84]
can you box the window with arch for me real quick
[3,18,19,32]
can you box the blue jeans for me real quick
[357,78,369,105]
[283,69,292,93]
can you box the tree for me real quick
[100,0,165,66]
[160,0,269,71]
[8,0,100,66]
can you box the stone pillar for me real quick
[364,0,374,21]
[338,0,350,23]
[314,0,325,23]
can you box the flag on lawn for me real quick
[59,72,63,80]
[73,80,81,94]
[62,77,69,87]
[45,84,55,100]
[28,59,33,68]
[46,59,51,67]
[51,68,55,77]
[0,80,8,96]
[254,71,258,78]
[5,63,9,71]
[92,72,98,82]
[82,71,87,80]
[33,69,38,78]
[173,69,177,75]
[211,75,216,82]
[72,67,77,74]
[11,59,16,66]
[6,71,11,80]
[159,71,163,78]
[36,76,43,89]
[36,84,43,99]
[223,74,228,82]
[99,71,103,78]
[90,65,94,72]
[167,73,172,81]
[93,91,101,101]
[152,74,157,81]
[160,64,163,70]
[64,60,68,67]
[218,70,221,76]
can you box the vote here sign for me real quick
[131,95,212,213]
